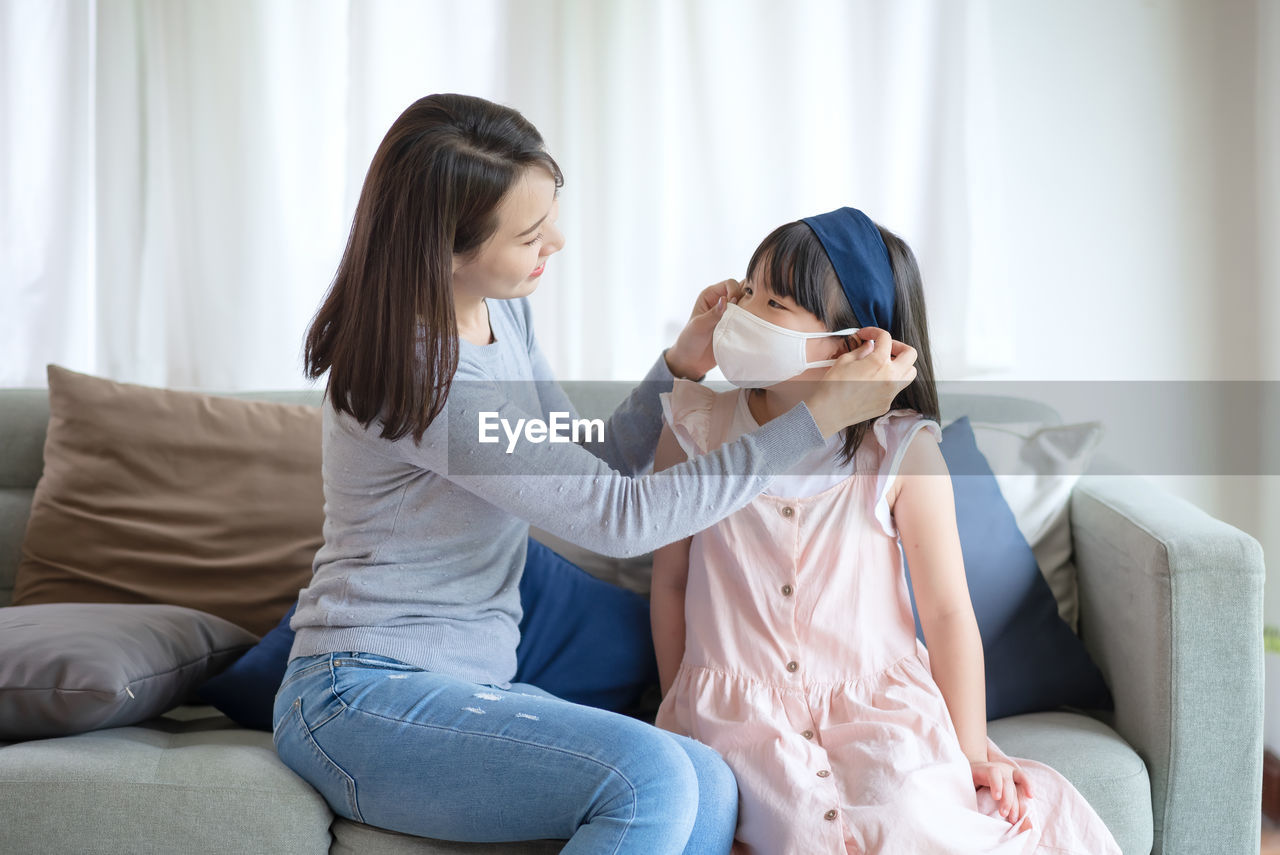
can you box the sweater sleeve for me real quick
[522,300,676,477]
[401,375,826,559]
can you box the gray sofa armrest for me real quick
[1071,475,1264,855]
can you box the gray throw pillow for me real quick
[0,603,258,740]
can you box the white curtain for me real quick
[1,0,96,385]
[2,0,1006,389]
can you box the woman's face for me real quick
[452,167,564,302]
[736,276,849,378]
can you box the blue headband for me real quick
[801,207,895,331]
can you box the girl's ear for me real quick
[815,335,851,362]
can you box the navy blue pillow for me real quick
[904,416,1113,721]
[514,538,658,713]
[196,602,296,730]
[196,539,658,730]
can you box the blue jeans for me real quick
[273,654,736,853]
[273,541,737,852]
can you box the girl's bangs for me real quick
[745,223,841,326]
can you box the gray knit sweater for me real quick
[289,297,825,686]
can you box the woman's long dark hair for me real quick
[304,94,563,442]
[745,220,939,466]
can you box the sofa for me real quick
[0,382,1264,855]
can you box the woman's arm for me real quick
[890,433,987,763]
[524,284,733,477]
[406,375,824,559]
[411,312,914,559]
[650,424,692,695]
[527,339,678,477]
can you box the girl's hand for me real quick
[803,327,918,438]
[971,759,1034,825]
[664,279,740,380]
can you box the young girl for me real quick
[651,208,1122,855]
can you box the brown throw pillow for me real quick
[12,365,323,636]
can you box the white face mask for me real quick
[712,302,859,388]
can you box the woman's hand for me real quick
[971,758,1034,825]
[664,279,741,380]
[803,327,918,437]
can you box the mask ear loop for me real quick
[808,332,859,370]
[806,329,860,366]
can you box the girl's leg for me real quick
[516,537,658,712]
[273,653,735,855]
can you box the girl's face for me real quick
[736,276,850,381]
[452,167,564,302]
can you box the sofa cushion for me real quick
[331,820,563,855]
[12,365,322,636]
[0,603,257,740]
[988,711,1153,855]
[0,709,332,855]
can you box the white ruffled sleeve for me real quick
[871,410,943,537]
[658,378,718,458]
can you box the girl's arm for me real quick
[892,431,1033,823]
[889,432,987,762]
[650,424,692,695]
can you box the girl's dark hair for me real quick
[745,220,939,466]
[304,93,563,442]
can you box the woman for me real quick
[274,93,917,853]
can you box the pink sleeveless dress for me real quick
[655,380,1122,855]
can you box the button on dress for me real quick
[655,380,1122,855]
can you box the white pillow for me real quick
[953,420,1105,633]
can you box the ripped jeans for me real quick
[272,652,737,853]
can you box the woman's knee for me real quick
[674,735,739,829]
[593,725,702,825]
[681,737,737,799]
